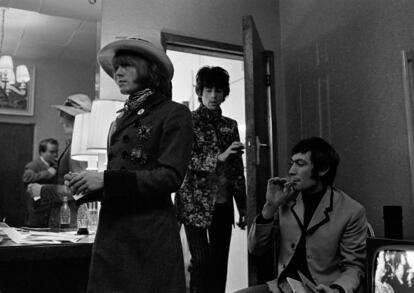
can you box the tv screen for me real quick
[367,237,414,293]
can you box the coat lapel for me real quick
[58,142,70,167]
[291,194,305,230]
[110,93,167,139]
[306,187,334,233]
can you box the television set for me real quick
[367,237,414,293]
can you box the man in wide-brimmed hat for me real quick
[27,93,92,228]
[66,38,193,293]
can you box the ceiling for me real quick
[0,0,100,64]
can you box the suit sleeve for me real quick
[331,206,367,293]
[22,168,54,184]
[248,214,277,256]
[39,159,88,203]
[103,104,193,204]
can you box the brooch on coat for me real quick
[219,126,232,133]
[136,124,152,140]
[130,146,148,165]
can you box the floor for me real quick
[180,202,248,293]
[226,226,248,292]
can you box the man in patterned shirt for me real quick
[175,66,247,293]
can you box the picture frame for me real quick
[0,67,35,116]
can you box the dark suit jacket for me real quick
[23,157,57,227]
[22,157,55,185]
[248,186,367,293]
[84,93,193,293]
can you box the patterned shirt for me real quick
[175,104,247,228]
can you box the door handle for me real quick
[256,136,269,165]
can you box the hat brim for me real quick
[98,39,174,80]
[51,105,88,117]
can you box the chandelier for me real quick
[0,8,30,96]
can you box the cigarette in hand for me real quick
[284,180,294,188]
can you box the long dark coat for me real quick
[86,93,193,293]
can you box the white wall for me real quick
[0,57,96,156]
[280,0,414,238]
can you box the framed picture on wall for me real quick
[0,67,35,116]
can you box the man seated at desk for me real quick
[236,137,367,293]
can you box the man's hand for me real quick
[66,171,104,195]
[236,209,247,230]
[27,183,42,200]
[47,167,57,176]
[218,141,244,162]
[315,284,341,293]
[262,177,296,219]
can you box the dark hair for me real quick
[112,50,172,98]
[291,137,340,185]
[59,111,75,124]
[39,138,58,154]
[195,66,230,103]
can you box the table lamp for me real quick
[71,112,98,170]
[87,99,124,171]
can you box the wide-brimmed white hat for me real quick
[98,38,174,80]
[52,94,92,117]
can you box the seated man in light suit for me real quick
[235,137,367,293]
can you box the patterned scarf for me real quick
[123,88,154,113]
[198,104,222,122]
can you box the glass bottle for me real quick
[77,203,89,235]
[60,196,71,229]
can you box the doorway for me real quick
[164,16,276,289]
[166,47,248,292]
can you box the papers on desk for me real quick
[0,227,85,244]
[286,271,319,293]
[73,192,85,201]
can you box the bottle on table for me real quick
[60,196,71,229]
[77,203,89,235]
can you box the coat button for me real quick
[123,135,130,143]
[282,264,286,269]
[291,243,295,249]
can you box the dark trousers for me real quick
[184,203,233,293]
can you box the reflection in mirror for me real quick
[0,2,99,227]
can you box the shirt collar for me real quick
[39,156,50,167]
[196,104,222,121]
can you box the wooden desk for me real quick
[0,235,94,293]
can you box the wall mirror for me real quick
[0,0,100,226]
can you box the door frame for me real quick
[161,32,277,176]
[161,32,243,60]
